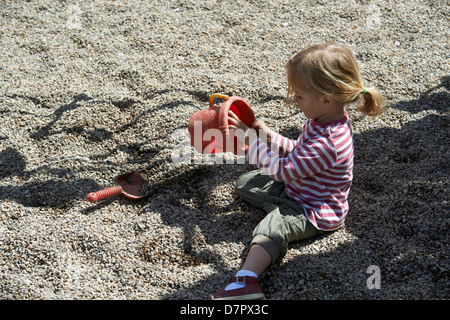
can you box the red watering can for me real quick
[188,94,256,155]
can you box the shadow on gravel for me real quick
[0,89,207,208]
[0,146,102,208]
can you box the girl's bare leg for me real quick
[241,244,272,276]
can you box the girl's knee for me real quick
[234,175,247,193]
[235,170,261,193]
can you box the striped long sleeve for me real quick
[247,115,354,231]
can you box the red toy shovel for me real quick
[87,171,151,203]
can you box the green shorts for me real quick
[235,170,321,265]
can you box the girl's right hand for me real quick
[251,120,269,132]
[251,120,273,142]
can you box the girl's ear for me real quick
[321,95,333,104]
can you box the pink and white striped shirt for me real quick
[247,113,353,231]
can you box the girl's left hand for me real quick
[224,110,257,146]
[227,110,249,132]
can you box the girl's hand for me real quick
[226,110,249,145]
[223,110,258,146]
[248,120,274,149]
[227,110,249,132]
[251,120,272,140]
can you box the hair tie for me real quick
[362,88,367,95]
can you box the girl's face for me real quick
[292,88,344,123]
[293,89,323,119]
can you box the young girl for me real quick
[211,42,382,300]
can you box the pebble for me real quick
[0,0,448,300]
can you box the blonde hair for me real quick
[285,42,382,116]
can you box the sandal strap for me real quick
[230,275,259,284]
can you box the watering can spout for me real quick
[188,94,256,155]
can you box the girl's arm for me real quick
[227,111,337,181]
[227,111,294,156]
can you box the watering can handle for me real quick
[209,94,229,108]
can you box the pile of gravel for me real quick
[0,0,448,299]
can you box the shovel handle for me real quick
[209,94,229,108]
[87,185,123,203]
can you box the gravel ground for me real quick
[0,0,448,300]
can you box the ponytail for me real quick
[357,86,383,116]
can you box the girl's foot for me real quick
[211,276,264,300]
